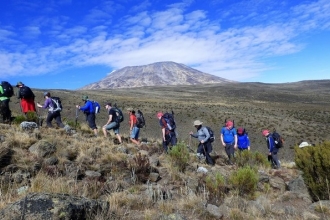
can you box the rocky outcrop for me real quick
[0,193,109,220]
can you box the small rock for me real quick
[85,170,101,178]
[17,186,29,195]
[206,204,223,218]
[149,172,160,182]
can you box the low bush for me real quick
[168,142,190,172]
[205,172,227,205]
[236,150,270,168]
[229,166,258,198]
[295,141,330,201]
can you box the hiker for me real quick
[16,82,36,114]
[262,129,281,169]
[237,127,250,151]
[0,83,12,123]
[127,107,140,145]
[189,120,215,165]
[36,92,64,128]
[102,102,122,144]
[76,95,98,136]
[157,112,177,152]
[220,120,237,165]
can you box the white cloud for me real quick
[0,0,329,81]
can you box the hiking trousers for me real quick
[225,143,235,162]
[0,99,11,122]
[270,151,281,169]
[197,142,214,165]
[163,131,177,152]
[47,111,64,128]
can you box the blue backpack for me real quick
[162,112,176,131]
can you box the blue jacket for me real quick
[237,134,250,149]
[79,100,94,113]
[266,134,277,153]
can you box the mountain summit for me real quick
[80,61,233,89]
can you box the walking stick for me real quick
[35,101,41,127]
[75,108,78,129]
[187,135,194,153]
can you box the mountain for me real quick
[80,61,233,89]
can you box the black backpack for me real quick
[162,112,176,131]
[204,126,215,143]
[1,81,14,97]
[113,107,124,123]
[272,131,284,148]
[19,86,34,99]
[136,110,145,128]
[51,97,62,112]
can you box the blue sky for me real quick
[1,0,329,90]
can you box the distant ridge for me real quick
[79,61,234,89]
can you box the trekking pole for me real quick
[187,135,194,153]
[35,101,41,127]
[75,108,78,129]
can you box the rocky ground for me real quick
[0,122,329,220]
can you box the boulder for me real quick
[288,175,310,197]
[29,141,56,158]
[0,193,109,220]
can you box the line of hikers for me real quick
[156,111,283,169]
[1,81,283,169]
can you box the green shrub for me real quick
[205,172,226,204]
[236,150,270,168]
[168,142,190,172]
[26,111,38,122]
[229,166,258,198]
[295,142,330,201]
[12,115,26,124]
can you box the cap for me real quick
[226,121,233,127]
[16,81,23,87]
[237,127,244,134]
[262,130,269,136]
[157,112,163,118]
[82,95,88,101]
[193,120,203,126]
[127,107,133,111]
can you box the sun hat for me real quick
[299,142,311,148]
[157,112,163,118]
[193,120,203,126]
[127,107,133,111]
[262,130,269,136]
[16,81,24,87]
[82,95,88,101]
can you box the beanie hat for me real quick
[157,112,163,118]
[262,130,269,136]
[226,121,233,127]
[237,127,244,135]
